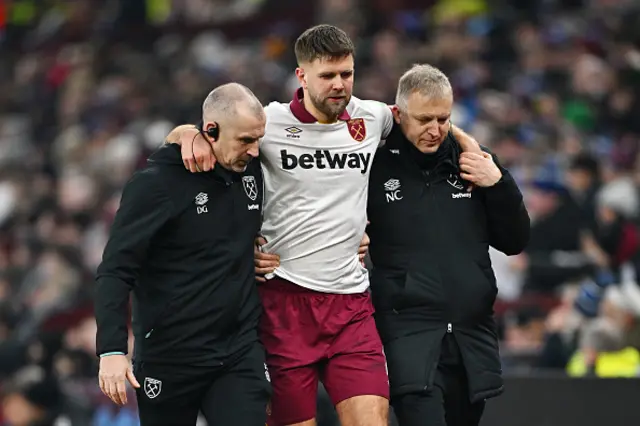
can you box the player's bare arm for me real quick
[167,121,480,175]
[165,124,197,144]
[450,124,482,154]
[165,126,217,173]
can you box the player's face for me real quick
[296,55,354,121]
[212,108,265,173]
[394,92,453,154]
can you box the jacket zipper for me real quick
[422,170,454,337]
[423,170,431,189]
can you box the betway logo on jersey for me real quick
[281,150,371,175]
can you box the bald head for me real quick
[200,83,265,173]
[202,83,264,124]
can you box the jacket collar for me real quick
[212,163,244,185]
[289,88,351,123]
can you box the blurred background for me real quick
[0,0,639,425]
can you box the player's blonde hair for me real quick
[395,64,452,110]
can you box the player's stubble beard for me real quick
[309,90,350,122]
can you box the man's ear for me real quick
[391,105,401,124]
[295,67,307,90]
[205,122,219,142]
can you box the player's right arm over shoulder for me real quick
[165,94,269,172]
[95,170,173,405]
[165,125,215,173]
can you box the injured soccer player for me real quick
[165,24,483,426]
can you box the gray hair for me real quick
[395,64,453,110]
[202,83,264,122]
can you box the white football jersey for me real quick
[260,88,393,293]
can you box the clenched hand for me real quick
[459,152,502,188]
[171,127,217,173]
[254,236,280,283]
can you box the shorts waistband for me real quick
[260,277,323,294]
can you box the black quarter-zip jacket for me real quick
[367,125,530,401]
[95,144,263,366]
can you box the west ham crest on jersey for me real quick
[347,118,366,142]
[242,176,258,201]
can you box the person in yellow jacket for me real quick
[567,346,640,377]
[567,282,640,377]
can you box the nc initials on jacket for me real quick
[280,149,372,174]
[386,190,403,203]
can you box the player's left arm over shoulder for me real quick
[479,147,531,255]
[378,102,394,141]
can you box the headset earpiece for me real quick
[197,121,220,141]
[206,124,219,141]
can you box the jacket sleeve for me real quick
[95,170,174,357]
[480,149,531,255]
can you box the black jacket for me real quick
[95,144,263,366]
[367,126,530,402]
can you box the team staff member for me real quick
[94,83,271,426]
[366,65,530,426]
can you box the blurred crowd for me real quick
[0,0,639,424]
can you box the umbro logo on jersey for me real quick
[280,149,371,174]
[285,127,302,139]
